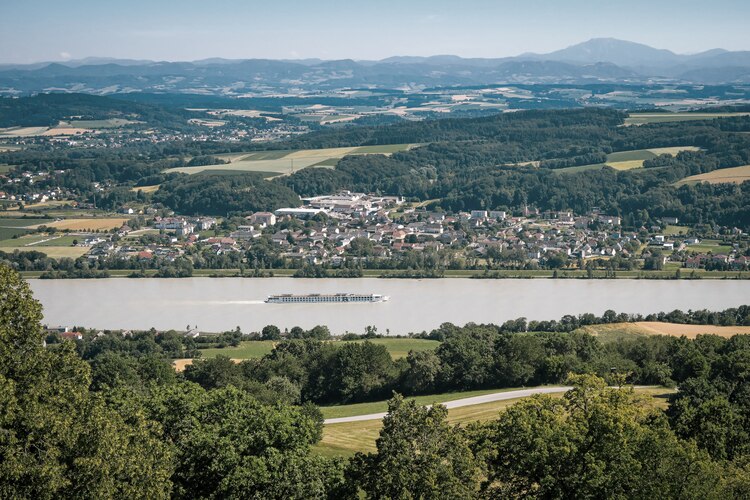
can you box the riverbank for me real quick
[19,267,750,279]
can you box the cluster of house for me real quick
[52,191,746,271]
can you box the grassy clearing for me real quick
[166,144,419,176]
[625,112,750,126]
[314,387,675,457]
[345,338,440,360]
[674,165,750,186]
[663,225,688,236]
[0,164,13,173]
[198,341,278,360]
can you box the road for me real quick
[324,386,574,425]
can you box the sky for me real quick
[1,0,748,64]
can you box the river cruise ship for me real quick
[266,293,389,304]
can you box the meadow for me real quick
[164,144,420,176]
[674,164,750,186]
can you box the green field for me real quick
[199,341,278,359]
[685,240,733,254]
[0,164,12,173]
[199,337,440,362]
[625,112,750,126]
[0,217,54,227]
[345,338,439,359]
[165,144,420,176]
[0,227,31,240]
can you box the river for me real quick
[28,278,750,335]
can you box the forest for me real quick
[3,264,750,497]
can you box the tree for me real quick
[146,383,344,499]
[0,264,173,498]
[348,394,479,498]
[475,374,729,498]
[261,324,282,341]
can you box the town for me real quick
[2,189,747,278]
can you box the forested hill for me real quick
[278,108,750,228]
[0,93,194,128]
[285,107,627,148]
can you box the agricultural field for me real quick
[578,322,750,342]
[0,245,89,258]
[314,386,674,457]
[624,112,750,126]
[674,164,750,186]
[40,217,130,231]
[558,146,701,173]
[164,144,421,176]
[131,184,161,194]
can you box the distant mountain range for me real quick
[1,38,749,95]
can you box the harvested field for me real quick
[674,165,750,186]
[580,322,750,341]
[0,246,89,258]
[131,184,160,194]
[635,322,750,339]
[39,218,130,231]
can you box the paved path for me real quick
[324,386,574,425]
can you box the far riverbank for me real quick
[19,268,750,280]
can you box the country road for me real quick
[324,386,574,424]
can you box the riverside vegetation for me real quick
[3,264,750,497]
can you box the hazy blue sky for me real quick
[1,0,748,63]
